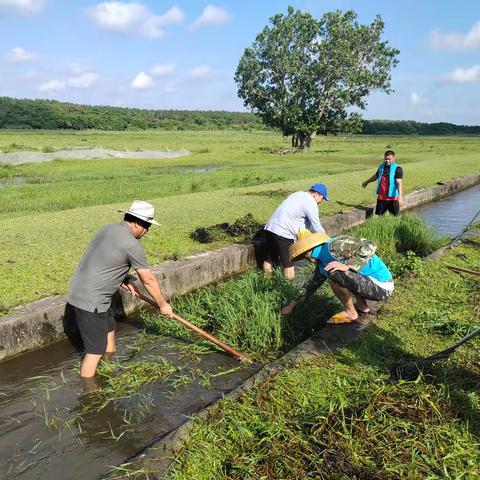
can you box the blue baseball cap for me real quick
[309,183,329,201]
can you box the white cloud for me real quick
[190,4,231,31]
[441,65,480,84]
[131,71,154,89]
[88,2,184,39]
[38,79,66,93]
[428,21,480,51]
[410,92,427,106]
[0,0,44,15]
[67,71,99,89]
[7,46,37,63]
[188,65,212,80]
[150,63,175,77]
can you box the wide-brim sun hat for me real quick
[289,230,330,261]
[118,200,161,226]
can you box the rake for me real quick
[131,290,248,362]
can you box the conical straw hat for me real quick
[289,230,330,261]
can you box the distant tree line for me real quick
[0,97,267,131]
[0,97,478,135]
[362,119,480,136]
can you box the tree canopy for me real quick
[235,7,400,148]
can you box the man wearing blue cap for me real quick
[262,183,329,279]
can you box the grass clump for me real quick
[143,269,331,358]
[353,213,445,275]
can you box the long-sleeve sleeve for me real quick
[295,268,327,303]
[304,200,325,234]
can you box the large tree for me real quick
[235,7,399,149]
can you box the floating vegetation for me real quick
[92,359,177,410]
[190,213,263,243]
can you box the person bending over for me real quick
[262,183,329,280]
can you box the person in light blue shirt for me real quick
[281,231,394,324]
[262,183,329,279]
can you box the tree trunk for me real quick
[297,132,312,150]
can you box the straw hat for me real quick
[118,200,160,226]
[289,229,330,261]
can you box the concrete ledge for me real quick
[1,172,479,362]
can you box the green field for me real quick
[0,130,479,314]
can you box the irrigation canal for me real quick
[0,183,479,480]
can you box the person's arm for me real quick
[281,268,327,315]
[362,171,378,189]
[305,200,325,234]
[136,268,174,317]
[396,179,403,207]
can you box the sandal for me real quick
[327,313,357,325]
[354,304,370,315]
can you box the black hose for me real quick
[391,325,480,381]
[447,207,480,248]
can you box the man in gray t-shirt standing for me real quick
[66,200,175,378]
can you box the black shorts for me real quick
[375,199,400,216]
[328,270,392,301]
[263,230,294,268]
[66,303,116,355]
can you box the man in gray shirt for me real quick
[66,200,175,378]
[263,183,329,279]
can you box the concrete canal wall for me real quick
[0,172,479,361]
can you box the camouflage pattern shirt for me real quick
[296,236,377,302]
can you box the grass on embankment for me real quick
[163,233,480,480]
[0,131,479,314]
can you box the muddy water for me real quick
[414,184,480,236]
[0,321,259,479]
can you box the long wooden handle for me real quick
[135,291,248,362]
[446,264,480,277]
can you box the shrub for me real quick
[353,214,445,274]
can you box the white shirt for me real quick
[265,191,325,240]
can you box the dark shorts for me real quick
[329,270,392,301]
[66,303,116,355]
[263,230,295,268]
[375,199,400,216]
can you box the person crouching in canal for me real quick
[66,200,175,378]
[281,230,394,323]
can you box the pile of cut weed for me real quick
[143,269,336,358]
[190,213,263,243]
[353,213,446,275]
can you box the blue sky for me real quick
[1,0,479,124]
